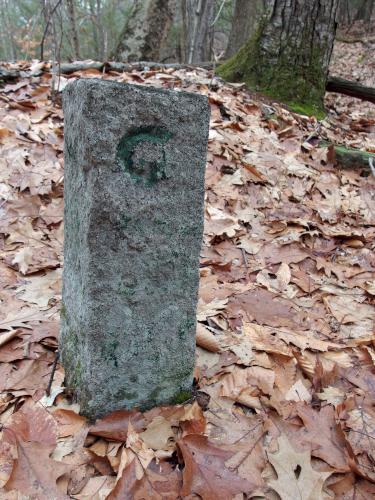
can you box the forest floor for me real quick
[0,38,374,499]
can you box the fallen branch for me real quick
[326,76,375,104]
[0,60,215,82]
[0,67,19,81]
[2,62,375,107]
[327,144,375,172]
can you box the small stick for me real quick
[241,248,248,269]
[46,350,60,396]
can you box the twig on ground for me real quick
[46,350,60,396]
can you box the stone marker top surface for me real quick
[61,77,210,418]
[63,78,210,174]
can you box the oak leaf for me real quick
[267,434,332,500]
[296,404,350,471]
[1,401,71,499]
[177,434,254,499]
[4,436,70,499]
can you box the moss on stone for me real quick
[172,390,192,404]
[60,303,67,319]
[116,126,172,186]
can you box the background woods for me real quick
[0,0,373,64]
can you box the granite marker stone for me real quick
[61,79,209,419]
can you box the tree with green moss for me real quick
[218,0,340,116]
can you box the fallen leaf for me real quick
[196,323,220,352]
[139,416,175,451]
[295,404,349,471]
[177,434,254,499]
[89,410,145,441]
[267,434,332,500]
[108,458,181,500]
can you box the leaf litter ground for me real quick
[0,40,374,499]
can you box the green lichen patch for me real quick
[116,126,172,186]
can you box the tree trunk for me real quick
[95,0,105,60]
[89,0,100,60]
[355,0,374,21]
[181,0,215,63]
[225,0,266,58]
[3,0,17,60]
[112,0,176,62]
[66,0,80,60]
[218,0,340,115]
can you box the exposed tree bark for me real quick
[111,0,176,62]
[225,0,266,58]
[88,0,100,60]
[2,0,17,60]
[95,0,105,60]
[326,76,375,104]
[66,0,80,60]
[218,0,340,115]
[181,0,215,63]
[355,0,374,21]
[40,0,64,61]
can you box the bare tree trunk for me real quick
[337,0,352,25]
[225,0,266,58]
[181,0,215,63]
[95,0,105,60]
[2,0,17,60]
[218,0,339,115]
[89,0,100,59]
[355,0,374,21]
[66,0,80,60]
[112,0,176,62]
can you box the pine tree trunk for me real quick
[218,0,340,115]
[181,0,215,63]
[112,0,176,62]
[225,0,266,58]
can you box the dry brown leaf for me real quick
[52,409,87,438]
[267,434,332,500]
[285,379,312,403]
[139,416,175,451]
[295,404,350,471]
[0,329,21,348]
[108,458,181,500]
[0,400,71,499]
[3,436,71,499]
[177,434,254,499]
[89,409,145,441]
[317,387,345,406]
[74,475,116,499]
[197,297,228,321]
[126,422,155,470]
[11,247,33,274]
[196,323,220,352]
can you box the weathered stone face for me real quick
[61,79,210,419]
